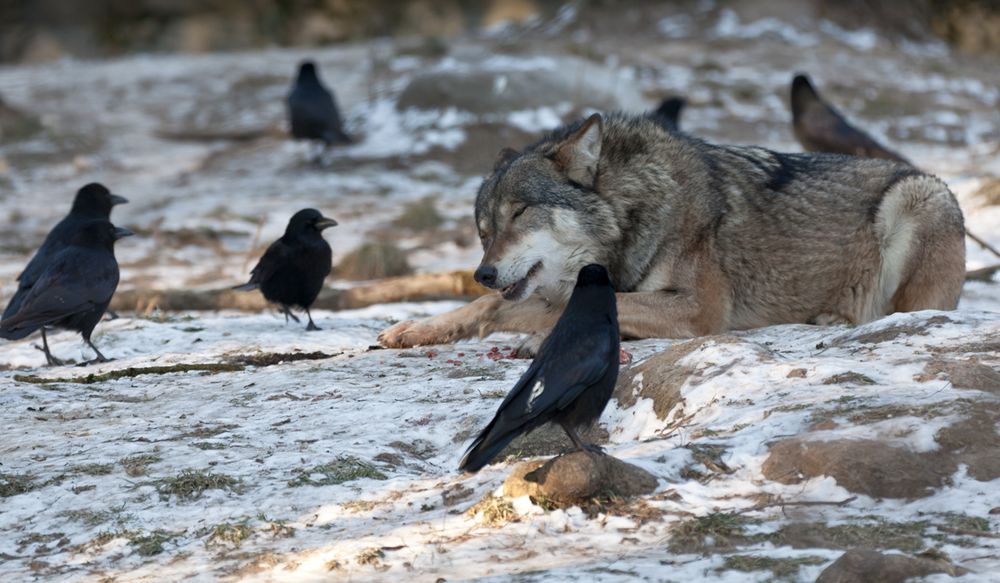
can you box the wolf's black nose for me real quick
[475,265,498,287]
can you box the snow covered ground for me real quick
[2,7,1000,582]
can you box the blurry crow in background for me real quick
[234,209,337,331]
[3,183,127,357]
[790,74,909,163]
[0,219,132,365]
[287,61,352,147]
[459,264,620,473]
[649,96,685,131]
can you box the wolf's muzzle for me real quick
[474,265,498,288]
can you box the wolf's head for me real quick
[473,114,620,303]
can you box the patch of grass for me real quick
[0,472,37,497]
[153,469,242,501]
[719,554,827,579]
[205,520,254,549]
[466,492,516,527]
[342,500,379,513]
[335,241,412,281]
[60,504,131,527]
[669,512,759,553]
[130,530,176,556]
[822,371,876,385]
[14,363,244,385]
[72,463,114,476]
[191,442,227,450]
[89,529,176,556]
[936,512,991,532]
[288,456,387,487]
[356,547,384,566]
[392,196,444,231]
[775,518,928,552]
[120,454,161,477]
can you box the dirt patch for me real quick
[815,549,966,583]
[762,438,954,499]
[503,451,658,504]
[668,512,761,554]
[774,519,929,553]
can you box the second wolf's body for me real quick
[379,113,965,349]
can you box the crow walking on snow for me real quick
[0,219,132,365]
[234,209,337,331]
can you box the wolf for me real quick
[379,112,966,350]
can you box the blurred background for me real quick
[1,0,998,313]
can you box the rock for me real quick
[815,550,965,583]
[612,335,749,420]
[396,57,644,114]
[934,409,1000,481]
[762,438,953,499]
[503,451,658,503]
[916,358,1000,394]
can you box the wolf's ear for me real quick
[493,147,519,171]
[552,113,603,188]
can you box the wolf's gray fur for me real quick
[379,112,965,349]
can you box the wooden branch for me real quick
[967,229,1000,262]
[110,270,489,313]
[966,264,1000,282]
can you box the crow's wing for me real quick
[459,315,616,471]
[0,250,118,338]
[510,316,616,422]
[236,239,291,290]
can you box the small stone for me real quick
[503,451,658,503]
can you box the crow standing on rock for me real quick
[234,209,337,331]
[790,74,909,163]
[0,219,132,365]
[459,264,621,473]
[288,61,352,147]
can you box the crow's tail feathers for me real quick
[232,282,259,292]
[458,430,518,473]
[0,319,41,341]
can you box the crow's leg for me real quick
[105,309,120,320]
[39,329,65,366]
[559,421,604,455]
[78,338,110,366]
[305,309,321,331]
[281,305,301,324]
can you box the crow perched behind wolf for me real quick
[0,219,132,365]
[234,209,337,331]
[790,74,909,163]
[460,264,620,472]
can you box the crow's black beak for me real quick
[110,194,129,206]
[113,227,134,240]
[315,217,338,230]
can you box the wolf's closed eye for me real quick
[512,206,528,220]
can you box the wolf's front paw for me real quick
[378,319,451,348]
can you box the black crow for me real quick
[790,74,909,164]
[4,183,127,355]
[287,61,351,146]
[459,264,620,473]
[0,219,132,365]
[649,96,685,131]
[234,209,337,331]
